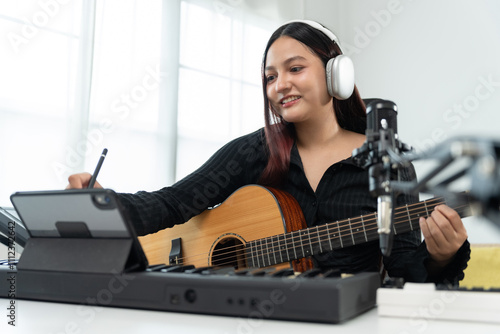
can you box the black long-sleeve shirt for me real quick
[118,128,470,283]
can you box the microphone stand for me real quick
[390,136,500,229]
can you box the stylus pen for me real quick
[88,148,108,189]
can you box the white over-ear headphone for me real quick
[284,20,355,100]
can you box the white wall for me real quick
[299,0,500,243]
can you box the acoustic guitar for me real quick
[138,185,472,272]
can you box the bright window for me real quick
[176,1,273,180]
[0,0,86,203]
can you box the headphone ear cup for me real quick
[326,55,355,100]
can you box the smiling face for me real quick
[264,36,333,125]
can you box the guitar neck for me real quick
[245,194,472,268]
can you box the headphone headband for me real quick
[283,20,344,54]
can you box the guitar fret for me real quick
[300,232,307,258]
[303,231,310,257]
[246,241,254,267]
[253,240,258,268]
[279,234,286,263]
[348,218,355,245]
[299,231,307,258]
[406,204,413,231]
[424,201,429,217]
[283,233,291,262]
[309,229,315,255]
[271,235,278,265]
[255,240,262,268]
[316,226,325,252]
[252,241,258,268]
[254,240,260,268]
[351,218,365,245]
[360,215,368,242]
[261,239,267,267]
[336,221,343,248]
[265,237,271,267]
[317,226,323,253]
[326,223,333,250]
[292,232,298,260]
[265,240,270,265]
[267,237,273,266]
[267,238,272,266]
[259,239,264,267]
[297,231,306,257]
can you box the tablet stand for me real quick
[16,237,145,274]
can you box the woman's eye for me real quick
[291,67,302,72]
[266,75,276,82]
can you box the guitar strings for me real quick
[215,201,458,268]
[172,197,467,268]
[251,203,470,268]
[240,202,469,269]
[173,197,454,267]
[247,201,470,267]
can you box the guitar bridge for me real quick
[169,238,183,265]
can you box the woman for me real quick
[68,21,469,284]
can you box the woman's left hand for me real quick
[419,204,468,266]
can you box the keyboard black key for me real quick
[297,268,323,278]
[249,268,276,276]
[231,268,253,276]
[201,266,235,275]
[271,268,294,277]
[184,266,213,274]
[161,265,195,273]
[322,268,342,278]
[146,264,171,272]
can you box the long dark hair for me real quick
[258,22,367,186]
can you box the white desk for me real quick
[1,298,499,334]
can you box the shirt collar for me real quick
[290,142,363,169]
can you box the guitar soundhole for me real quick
[211,237,246,269]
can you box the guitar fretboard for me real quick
[245,195,471,268]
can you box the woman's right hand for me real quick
[66,172,103,189]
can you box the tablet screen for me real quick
[10,189,131,238]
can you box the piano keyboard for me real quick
[0,263,379,324]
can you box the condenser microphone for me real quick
[366,100,398,136]
[353,99,399,256]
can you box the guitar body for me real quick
[139,185,314,272]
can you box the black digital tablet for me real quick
[10,189,148,273]
[0,206,29,249]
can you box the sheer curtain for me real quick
[0,0,278,205]
[176,0,275,180]
[85,0,167,192]
[0,0,92,205]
